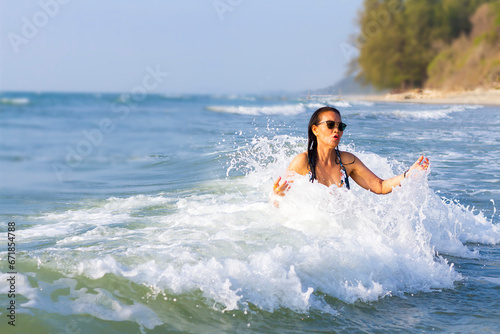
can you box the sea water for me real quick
[0,92,499,333]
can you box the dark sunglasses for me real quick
[317,120,347,131]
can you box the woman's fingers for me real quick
[273,177,290,196]
[277,181,289,196]
[406,156,430,178]
[410,156,430,173]
[419,156,429,170]
[273,176,282,189]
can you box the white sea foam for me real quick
[386,105,470,120]
[0,273,162,330]
[205,101,353,116]
[309,97,352,108]
[24,195,175,239]
[461,104,484,109]
[482,276,500,285]
[15,135,500,321]
[350,100,375,107]
[206,103,308,116]
[323,100,352,108]
[0,97,30,105]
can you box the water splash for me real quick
[12,134,500,323]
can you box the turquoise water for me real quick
[0,92,499,333]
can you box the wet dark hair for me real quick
[307,106,341,182]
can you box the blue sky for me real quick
[0,0,363,94]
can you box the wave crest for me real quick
[19,135,499,317]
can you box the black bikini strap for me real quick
[335,148,350,190]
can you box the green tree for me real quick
[355,0,407,89]
[401,0,440,88]
[354,0,494,90]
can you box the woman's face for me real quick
[312,111,343,148]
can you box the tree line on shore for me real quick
[354,0,500,91]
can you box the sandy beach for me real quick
[349,89,500,106]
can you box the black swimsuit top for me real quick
[336,148,350,190]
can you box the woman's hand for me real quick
[270,176,291,207]
[273,176,290,196]
[406,155,430,177]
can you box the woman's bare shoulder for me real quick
[339,151,357,165]
[287,152,309,175]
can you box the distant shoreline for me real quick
[345,89,500,106]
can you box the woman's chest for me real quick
[315,163,345,188]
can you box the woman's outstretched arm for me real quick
[349,155,430,194]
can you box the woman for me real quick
[272,106,429,198]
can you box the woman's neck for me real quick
[316,144,338,166]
